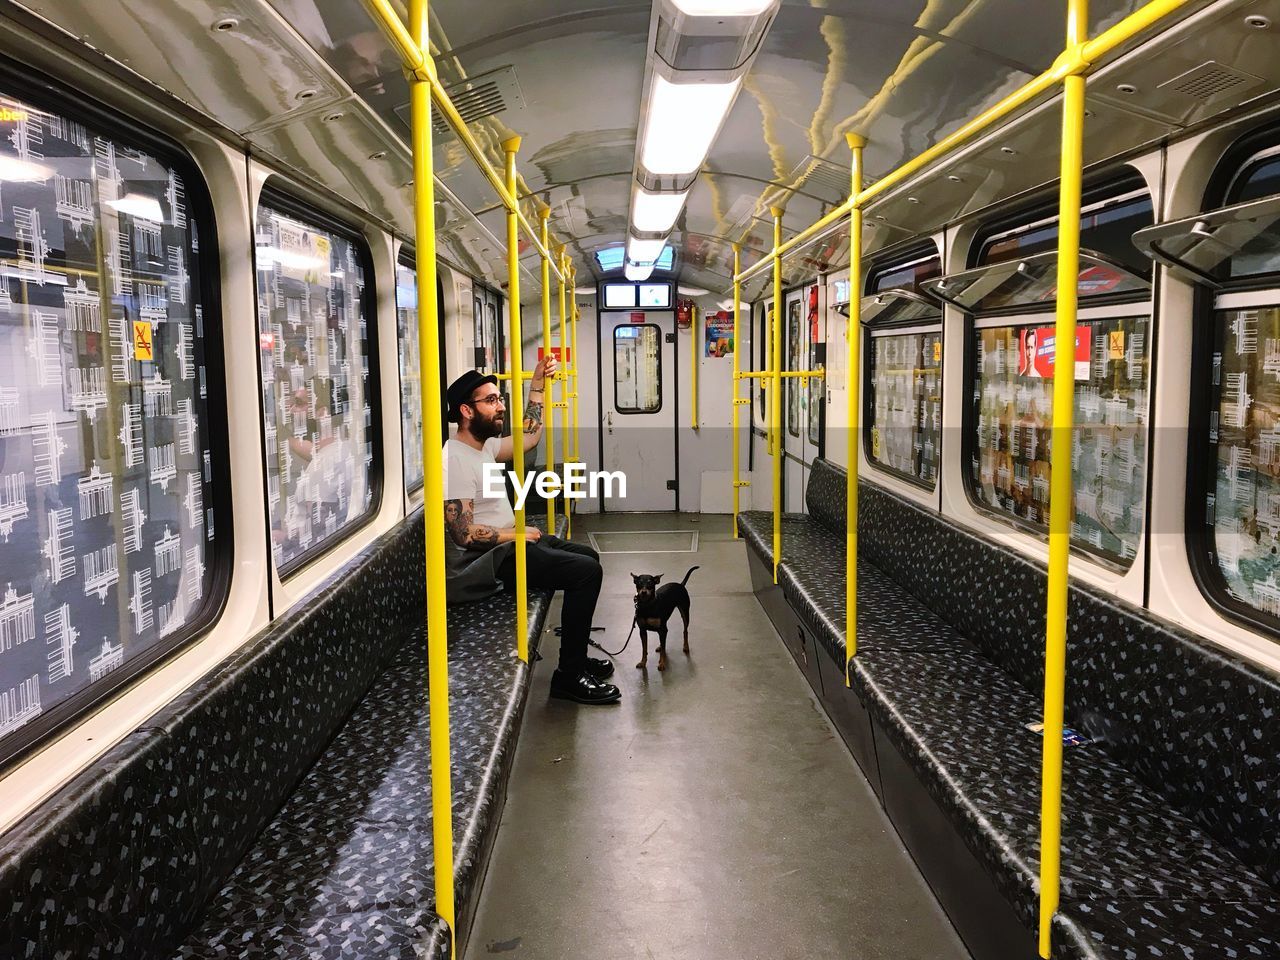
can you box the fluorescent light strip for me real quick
[627,236,668,264]
[640,75,741,177]
[671,0,775,14]
[632,188,689,233]
[625,261,655,281]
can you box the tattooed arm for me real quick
[497,355,554,459]
[444,499,539,548]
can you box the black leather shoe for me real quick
[549,669,621,705]
[584,656,615,681]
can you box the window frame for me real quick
[254,183,383,579]
[957,173,1156,572]
[1185,122,1280,639]
[0,62,234,770]
[612,321,663,415]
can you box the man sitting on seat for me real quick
[443,356,621,706]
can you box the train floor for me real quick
[467,512,972,960]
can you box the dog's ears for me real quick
[630,573,638,581]
[654,574,663,582]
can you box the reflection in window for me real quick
[395,259,423,492]
[971,317,1149,565]
[484,299,499,373]
[614,324,661,413]
[0,95,219,753]
[1209,306,1280,615]
[256,201,375,572]
[787,298,802,438]
[870,333,941,486]
[980,188,1153,275]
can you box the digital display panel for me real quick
[639,283,671,308]
[603,283,637,308]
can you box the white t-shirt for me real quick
[443,436,514,530]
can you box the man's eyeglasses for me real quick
[467,393,504,407]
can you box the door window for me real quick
[787,298,802,438]
[614,324,662,414]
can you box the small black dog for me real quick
[630,566,699,671]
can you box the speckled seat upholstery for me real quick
[0,510,566,960]
[176,519,566,960]
[742,460,1280,958]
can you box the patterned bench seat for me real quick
[0,510,565,960]
[739,459,1280,959]
[176,517,566,960]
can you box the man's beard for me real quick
[471,408,504,440]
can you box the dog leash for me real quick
[588,614,637,659]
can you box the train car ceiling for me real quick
[12,0,1280,303]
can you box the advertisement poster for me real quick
[705,310,734,357]
[1017,325,1090,381]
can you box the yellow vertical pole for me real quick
[502,138,529,664]
[571,282,581,464]
[556,246,568,533]
[1039,1,1087,955]
[539,205,556,534]
[561,256,573,540]
[731,243,743,538]
[691,303,699,430]
[845,133,865,682]
[770,206,784,583]
[406,0,455,950]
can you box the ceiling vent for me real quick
[1157,61,1264,105]
[787,154,853,203]
[395,65,525,140]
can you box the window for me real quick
[787,297,802,438]
[978,184,1153,276]
[971,316,1149,564]
[395,256,423,493]
[256,192,378,573]
[614,324,661,413]
[1207,305,1280,615]
[0,86,226,763]
[756,302,771,423]
[1194,136,1280,628]
[865,246,944,488]
[869,332,942,485]
[955,177,1154,568]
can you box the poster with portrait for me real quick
[1017,325,1090,381]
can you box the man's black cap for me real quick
[446,369,499,423]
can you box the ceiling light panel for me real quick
[625,261,656,281]
[670,0,775,13]
[640,76,741,176]
[628,236,669,264]
[632,188,689,233]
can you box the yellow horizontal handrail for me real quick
[360,0,565,283]
[734,0,1192,287]
[737,369,825,380]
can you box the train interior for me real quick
[2,1,1280,959]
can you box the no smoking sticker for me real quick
[132,320,153,361]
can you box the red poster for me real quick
[1018,325,1090,381]
[537,346,571,362]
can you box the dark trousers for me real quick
[497,535,602,673]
